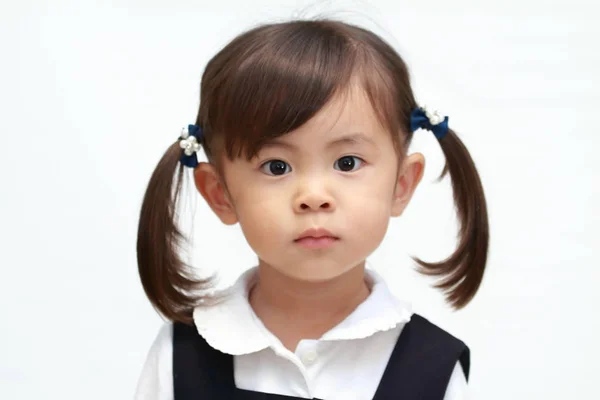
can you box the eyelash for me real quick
[259,156,365,176]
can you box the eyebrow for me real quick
[262,132,377,151]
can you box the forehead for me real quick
[260,85,391,150]
[305,85,383,134]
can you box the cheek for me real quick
[231,187,288,251]
[342,170,397,242]
[352,167,397,213]
[348,189,393,239]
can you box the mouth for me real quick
[294,228,339,249]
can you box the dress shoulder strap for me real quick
[372,314,470,400]
[172,322,236,400]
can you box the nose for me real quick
[293,181,336,213]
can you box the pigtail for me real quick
[136,142,208,324]
[415,128,489,309]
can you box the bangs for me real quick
[198,20,405,161]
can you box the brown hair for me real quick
[137,19,489,323]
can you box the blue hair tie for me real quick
[410,106,449,140]
[179,124,203,168]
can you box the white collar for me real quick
[192,265,413,356]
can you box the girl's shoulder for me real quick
[134,323,174,400]
[143,323,174,361]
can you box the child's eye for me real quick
[260,159,292,176]
[334,156,364,172]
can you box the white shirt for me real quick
[135,267,469,399]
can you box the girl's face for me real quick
[198,85,423,282]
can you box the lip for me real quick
[295,227,338,240]
[294,228,339,249]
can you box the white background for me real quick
[1,0,599,398]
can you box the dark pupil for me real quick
[338,156,355,171]
[270,160,287,175]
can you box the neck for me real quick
[249,261,370,351]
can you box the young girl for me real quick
[135,19,488,400]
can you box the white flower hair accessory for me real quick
[179,124,203,168]
[422,105,445,126]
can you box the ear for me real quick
[391,153,425,217]
[193,162,238,225]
